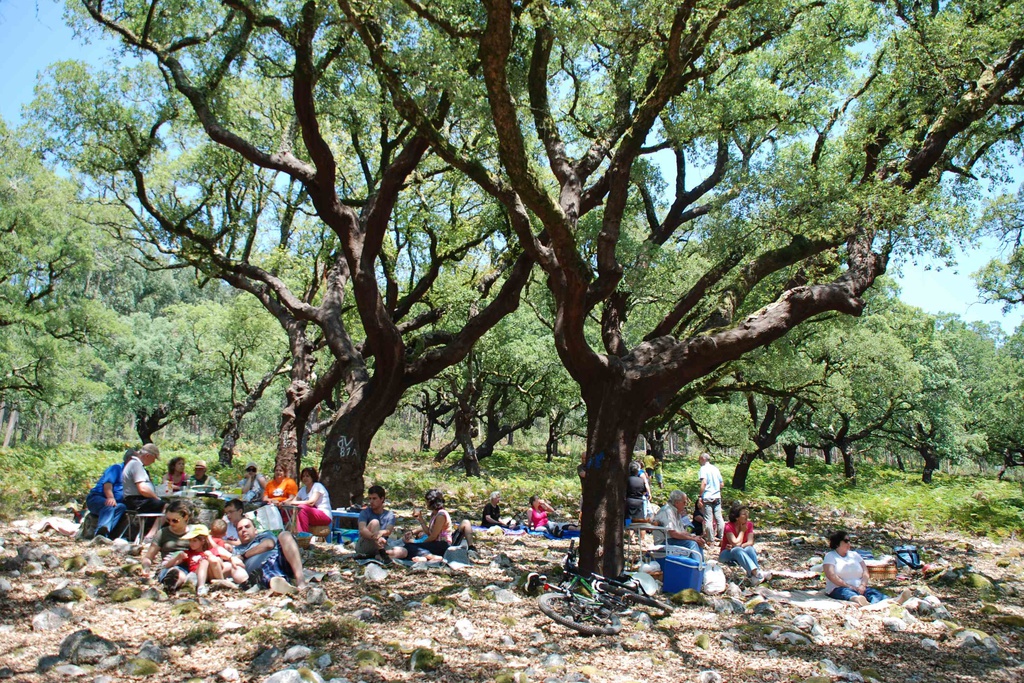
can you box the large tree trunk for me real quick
[783,443,798,468]
[135,406,169,444]
[452,397,480,476]
[645,428,666,463]
[731,449,761,490]
[838,438,855,482]
[276,332,320,478]
[2,405,18,448]
[823,445,833,465]
[219,357,287,466]
[319,390,398,506]
[919,446,939,484]
[578,390,640,577]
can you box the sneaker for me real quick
[244,584,261,595]
[197,585,210,597]
[161,570,180,592]
[269,576,298,595]
[749,572,764,586]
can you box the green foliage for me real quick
[286,617,363,643]
[179,623,219,646]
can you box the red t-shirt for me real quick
[720,520,754,551]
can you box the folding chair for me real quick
[120,510,164,545]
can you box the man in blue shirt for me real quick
[86,449,135,538]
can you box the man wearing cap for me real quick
[239,461,268,503]
[188,460,221,489]
[122,443,165,541]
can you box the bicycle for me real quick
[527,540,673,636]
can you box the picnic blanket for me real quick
[472,525,526,536]
[754,586,848,611]
[526,528,581,540]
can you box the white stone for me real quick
[219,667,241,681]
[283,645,313,662]
[454,618,477,641]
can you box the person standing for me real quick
[698,452,725,541]
[85,449,135,538]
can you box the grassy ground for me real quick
[2,441,1022,540]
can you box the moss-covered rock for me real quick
[670,588,705,606]
[123,598,155,611]
[995,615,1024,627]
[171,601,200,616]
[122,658,160,675]
[695,633,711,650]
[62,555,87,572]
[494,672,528,683]
[110,586,142,603]
[409,647,442,672]
[655,617,682,631]
[354,649,385,667]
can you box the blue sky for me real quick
[3,0,1022,333]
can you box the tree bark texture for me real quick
[135,406,170,445]
[219,357,288,466]
[783,443,798,468]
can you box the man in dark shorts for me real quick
[233,518,307,594]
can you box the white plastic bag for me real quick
[255,504,284,531]
[702,561,726,595]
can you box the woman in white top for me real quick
[824,530,909,607]
[284,467,333,533]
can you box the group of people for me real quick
[84,444,905,606]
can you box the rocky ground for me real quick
[0,504,1021,683]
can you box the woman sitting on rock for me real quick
[718,502,771,585]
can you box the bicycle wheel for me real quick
[600,582,674,615]
[538,592,622,636]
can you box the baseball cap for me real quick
[182,524,211,540]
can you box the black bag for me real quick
[894,544,922,570]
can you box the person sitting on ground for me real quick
[122,443,166,540]
[239,461,268,503]
[221,498,244,546]
[526,495,556,531]
[355,485,396,558]
[140,499,193,592]
[653,490,708,558]
[263,463,298,506]
[718,502,771,585]
[162,524,224,596]
[386,489,474,561]
[85,449,134,539]
[233,517,308,594]
[283,466,332,533]
[482,491,516,528]
[161,456,188,493]
[823,530,911,607]
[188,460,221,489]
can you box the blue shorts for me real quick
[255,549,293,587]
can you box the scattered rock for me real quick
[492,588,521,604]
[53,664,88,677]
[263,669,324,683]
[305,587,327,605]
[36,655,64,673]
[315,654,332,668]
[218,667,240,681]
[697,671,723,683]
[882,617,906,633]
[454,618,477,641]
[136,640,167,663]
[60,629,119,665]
[695,633,711,650]
[921,638,939,650]
[250,647,282,674]
[47,587,81,603]
[363,564,389,582]
[283,645,313,663]
[671,588,705,606]
[0,578,11,593]
[541,653,566,670]
[0,667,12,679]
[62,555,88,572]
[32,607,71,631]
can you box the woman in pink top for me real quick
[718,503,770,585]
[527,495,555,530]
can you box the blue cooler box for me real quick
[662,554,703,593]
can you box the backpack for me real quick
[894,544,922,570]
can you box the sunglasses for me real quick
[841,537,852,544]
[246,467,257,472]
[165,515,186,524]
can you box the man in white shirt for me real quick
[121,442,165,541]
[653,490,708,558]
[698,452,725,542]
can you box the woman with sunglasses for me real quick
[140,499,194,592]
[824,530,910,606]
[239,462,268,503]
